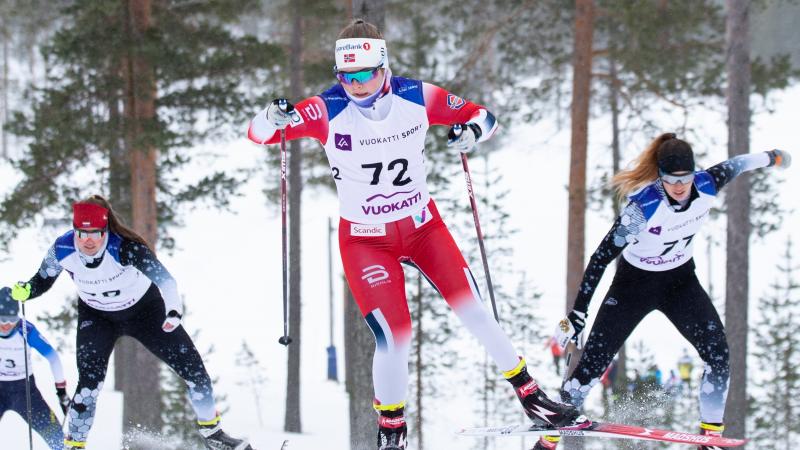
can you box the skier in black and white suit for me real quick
[4,195,253,450]
[536,133,791,450]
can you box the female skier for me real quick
[539,133,791,450]
[5,195,252,450]
[0,292,69,449]
[248,19,581,450]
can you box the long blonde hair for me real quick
[76,195,154,252]
[611,133,684,200]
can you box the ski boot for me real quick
[531,435,561,450]
[698,422,724,450]
[376,407,407,449]
[198,416,254,450]
[505,360,584,428]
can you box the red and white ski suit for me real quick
[248,76,518,409]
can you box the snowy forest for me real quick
[1,0,800,449]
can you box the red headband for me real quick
[73,203,109,229]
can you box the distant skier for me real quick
[0,293,68,449]
[248,18,582,450]
[542,133,791,450]
[2,195,252,450]
[546,337,564,375]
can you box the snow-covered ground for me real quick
[1,84,798,449]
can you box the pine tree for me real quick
[158,328,228,449]
[462,154,548,450]
[1,0,283,247]
[405,271,459,450]
[235,341,268,427]
[1,0,283,435]
[36,295,79,353]
[0,0,62,159]
[256,0,344,433]
[749,237,800,449]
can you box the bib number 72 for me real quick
[660,234,695,256]
[361,159,412,186]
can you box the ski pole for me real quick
[563,352,572,385]
[19,300,34,450]
[452,124,500,322]
[278,99,292,347]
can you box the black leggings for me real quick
[0,377,63,449]
[562,259,729,423]
[67,284,216,443]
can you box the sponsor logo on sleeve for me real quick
[302,103,322,121]
[447,94,466,110]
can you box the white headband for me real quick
[334,38,388,71]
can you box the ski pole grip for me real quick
[448,123,463,140]
[278,99,289,113]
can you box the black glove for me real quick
[56,384,70,414]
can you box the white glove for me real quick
[447,123,480,153]
[162,310,182,333]
[265,98,295,130]
[554,310,587,349]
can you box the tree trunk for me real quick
[413,274,423,450]
[117,0,163,438]
[342,2,384,448]
[2,25,8,158]
[352,0,385,29]
[566,0,594,312]
[608,38,627,396]
[344,279,375,450]
[723,0,751,441]
[284,0,305,433]
[565,1,594,448]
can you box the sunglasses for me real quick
[660,172,695,185]
[335,66,382,85]
[75,228,107,240]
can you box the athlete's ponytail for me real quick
[76,195,154,252]
[338,18,383,39]
[611,133,680,200]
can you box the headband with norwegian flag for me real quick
[334,38,388,71]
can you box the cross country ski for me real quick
[457,421,746,447]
